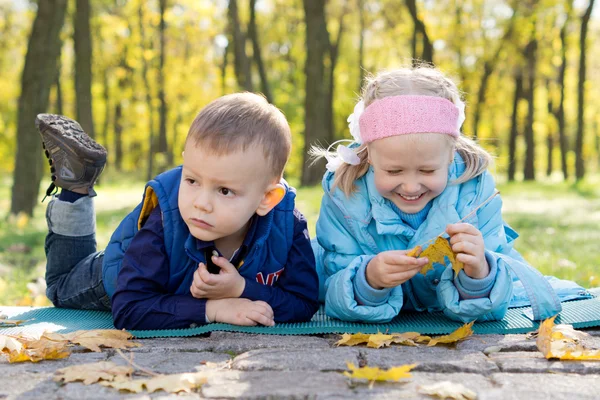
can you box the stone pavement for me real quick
[1,328,600,399]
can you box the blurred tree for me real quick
[249,0,273,102]
[74,0,95,138]
[508,69,524,182]
[523,37,537,181]
[11,0,68,216]
[229,0,253,91]
[404,0,433,64]
[157,0,169,162]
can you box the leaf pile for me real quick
[536,317,600,360]
[0,329,141,363]
[414,237,464,276]
[336,322,474,348]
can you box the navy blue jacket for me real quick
[103,167,319,329]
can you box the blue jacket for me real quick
[103,166,319,329]
[314,153,591,323]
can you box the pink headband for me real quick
[358,95,460,144]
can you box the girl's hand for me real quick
[206,298,274,326]
[365,250,429,289]
[190,256,246,299]
[446,223,489,279]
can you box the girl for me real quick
[313,66,591,323]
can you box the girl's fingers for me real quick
[455,253,479,267]
[451,241,479,256]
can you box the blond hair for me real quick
[186,92,291,179]
[333,66,492,196]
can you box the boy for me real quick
[40,93,319,330]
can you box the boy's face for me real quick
[178,141,275,247]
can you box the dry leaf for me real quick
[54,361,134,385]
[42,330,141,352]
[418,381,477,400]
[418,237,464,275]
[536,317,600,360]
[100,372,207,393]
[343,362,415,383]
[336,333,371,347]
[0,319,26,326]
[2,336,70,363]
[427,322,474,347]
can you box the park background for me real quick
[0,0,598,305]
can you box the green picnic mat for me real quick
[2,294,599,338]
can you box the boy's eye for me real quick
[219,188,234,196]
[185,178,196,185]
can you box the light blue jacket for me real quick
[314,153,591,323]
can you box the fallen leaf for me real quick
[336,333,371,347]
[0,319,26,326]
[343,362,415,383]
[42,330,141,352]
[2,336,70,363]
[536,317,600,360]
[54,361,134,385]
[100,372,207,393]
[0,335,23,354]
[418,237,464,275]
[418,381,477,400]
[427,322,474,347]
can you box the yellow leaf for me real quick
[418,381,477,400]
[5,337,70,363]
[428,322,474,347]
[100,372,207,394]
[54,361,134,385]
[418,236,464,275]
[336,333,371,347]
[536,317,600,360]
[367,333,397,348]
[406,246,422,257]
[0,335,23,354]
[42,329,141,352]
[0,319,26,326]
[343,362,416,383]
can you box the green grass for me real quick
[0,174,598,305]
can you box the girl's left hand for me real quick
[446,223,489,279]
[190,256,246,299]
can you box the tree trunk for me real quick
[326,6,348,139]
[248,0,272,103]
[404,0,433,64]
[221,42,229,96]
[101,65,110,153]
[523,39,537,181]
[471,10,517,138]
[11,0,67,216]
[556,7,569,180]
[157,0,169,161]
[508,71,523,182]
[301,0,330,186]
[358,0,365,92]
[54,59,63,115]
[228,0,253,91]
[546,83,554,176]
[74,0,95,138]
[138,3,156,181]
[575,0,595,180]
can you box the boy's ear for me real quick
[256,183,286,216]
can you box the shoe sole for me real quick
[36,114,107,168]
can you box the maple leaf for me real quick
[42,330,141,352]
[336,333,371,347]
[536,317,600,360]
[100,372,207,393]
[427,322,474,347]
[418,381,477,400]
[418,237,464,276]
[2,336,70,363]
[343,362,415,384]
[54,361,134,385]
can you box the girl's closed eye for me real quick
[386,169,403,175]
[420,169,436,174]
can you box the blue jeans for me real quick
[44,197,111,310]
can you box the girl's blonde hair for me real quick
[333,66,492,196]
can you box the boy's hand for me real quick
[190,256,246,299]
[446,223,489,279]
[206,298,275,326]
[365,250,429,289]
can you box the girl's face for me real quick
[368,134,453,214]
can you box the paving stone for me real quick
[232,348,359,371]
[129,337,215,353]
[108,351,230,374]
[207,332,330,354]
[490,351,600,374]
[362,345,500,374]
[456,334,538,352]
[480,372,600,400]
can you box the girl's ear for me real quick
[256,183,286,216]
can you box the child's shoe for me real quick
[36,114,107,198]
